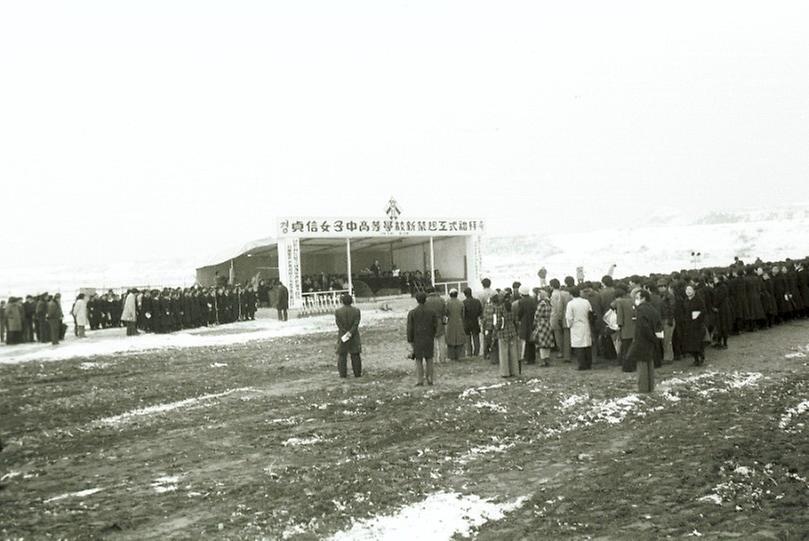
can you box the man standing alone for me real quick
[335,294,362,378]
[407,292,438,386]
[276,282,289,321]
[628,289,663,392]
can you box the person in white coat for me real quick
[565,286,593,370]
[122,289,139,336]
[71,294,89,338]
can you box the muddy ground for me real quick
[1,313,808,540]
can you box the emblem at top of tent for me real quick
[385,197,401,220]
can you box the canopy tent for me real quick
[195,204,485,310]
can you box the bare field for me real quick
[1,315,808,540]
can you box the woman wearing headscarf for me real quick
[531,289,554,366]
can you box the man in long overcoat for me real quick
[424,287,446,362]
[462,287,483,357]
[46,294,63,345]
[516,285,538,364]
[276,283,289,321]
[4,298,24,345]
[628,289,663,392]
[335,294,362,378]
[407,292,438,386]
[444,289,466,360]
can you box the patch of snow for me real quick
[95,387,253,426]
[734,466,752,477]
[210,362,227,368]
[471,401,508,414]
[559,394,589,409]
[785,352,807,359]
[778,400,809,431]
[0,310,401,365]
[328,492,527,540]
[459,383,508,399]
[152,475,181,494]
[282,435,323,447]
[79,361,109,370]
[458,443,515,465]
[0,471,21,482]
[44,487,105,503]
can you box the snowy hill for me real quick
[482,216,809,287]
[2,206,809,298]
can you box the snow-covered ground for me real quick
[0,310,400,365]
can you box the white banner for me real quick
[278,217,485,238]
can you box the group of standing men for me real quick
[332,255,809,392]
[1,281,292,345]
[0,293,66,345]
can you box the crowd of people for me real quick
[0,282,292,345]
[332,255,809,390]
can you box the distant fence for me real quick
[299,290,350,317]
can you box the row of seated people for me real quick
[300,270,443,296]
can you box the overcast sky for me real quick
[2,0,808,267]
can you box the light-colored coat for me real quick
[5,301,24,332]
[122,293,137,323]
[565,297,593,348]
[72,299,89,327]
[444,297,466,346]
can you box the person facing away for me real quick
[407,292,438,386]
[516,285,538,365]
[0,299,5,343]
[424,286,447,362]
[549,278,571,361]
[627,289,663,393]
[444,289,466,360]
[276,282,289,321]
[495,292,520,377]
[565,286,594,370]
[122,289,139,336]
[478,278,495,306]
[46,294,63,345]
[335,294,362,378]
[531,288,554,366]
[462,287,483,357]
[482,293,500,365]
[71,293,89,338]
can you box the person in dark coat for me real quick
[276,283,289,321]
[729,270,749,333]
[424,287,447,362]
[335,294,362,378]
[682,285,707,366]
[407,292,438,386]
[771,266,791,321]
[0,299,5,343]
[22,295,35,342]
[744,268,766,330]
[35,294,49,342]
[46,294,64,345]
[627,289,663,392]
[712,275,733,349]
[462,287,483,357]
[516,285,538,364]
